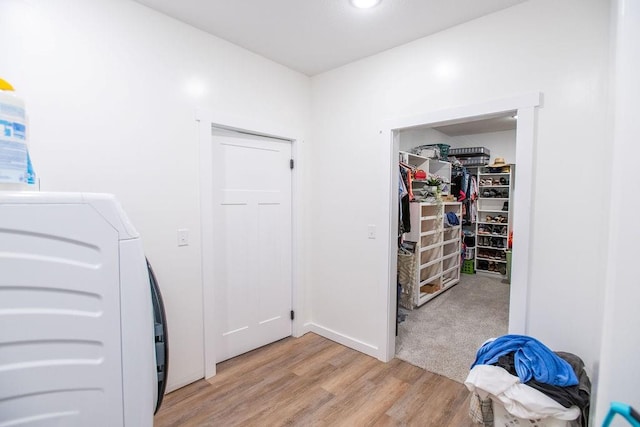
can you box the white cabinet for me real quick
[400,201,462,308]
[475,164,515,275]
[399,151,452,196]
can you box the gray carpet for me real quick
[395,273,509,384]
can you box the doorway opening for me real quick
[395,112,517,382]
[383,94,541,374]
[198,115,302,381]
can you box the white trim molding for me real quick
[306,322,380,358]
[382,92,542,362]
[196,109,304,379]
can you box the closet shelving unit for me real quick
[448,147,490,270]
[401,201,462,308]
[399,151,451,196]
[475,164,515,276]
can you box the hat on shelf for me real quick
[489,157,507,167]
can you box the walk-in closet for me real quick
[395,113,517,383]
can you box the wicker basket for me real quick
[397,252,416,309]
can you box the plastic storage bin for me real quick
[459,155,490,166]
[436,143,450,159]
[462,259,475,274]
[464,247,475,260]
[449,146,491,157]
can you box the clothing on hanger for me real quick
[398,165,411,236]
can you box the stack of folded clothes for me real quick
[465,335,591,427]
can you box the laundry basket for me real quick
[602,402,640,427]
[492,401,572,427]
[465,336,589,427]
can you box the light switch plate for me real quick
[367,224,376,239]
[178,228,189,246]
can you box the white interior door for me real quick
[211,129,292,363]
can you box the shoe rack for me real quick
[400,201,462,308]
[475,164,515,276]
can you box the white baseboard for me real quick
[304,322,380,360]
[165,370,203,394]
[298,321,313,337]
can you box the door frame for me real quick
[196,110,303,378]
[382,93,541,361]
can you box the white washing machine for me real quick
[0,192,168,426]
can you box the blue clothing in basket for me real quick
[471,334,579,387]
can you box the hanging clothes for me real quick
[399,162,415,201]
[399,168,408,199]
[398,166,411,236]
[451,166,471,202]
[452,166,477,225]
[460,168,471,201]
[469,175,478,224]
[451,167,463,202]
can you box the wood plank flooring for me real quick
[154,333,476,427]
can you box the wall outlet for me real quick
[177,228,189,246]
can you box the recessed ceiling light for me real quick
[350,0,382,9]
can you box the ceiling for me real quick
[431,112,517,137]
[133,0,527,76]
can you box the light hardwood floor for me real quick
[154,333,476,427]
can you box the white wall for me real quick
[309,0,610,378]
[595,0,640,424]
[398,128,516,166]
[0,0,309,391]
[398,127,451,153]
[3,0,632,419]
